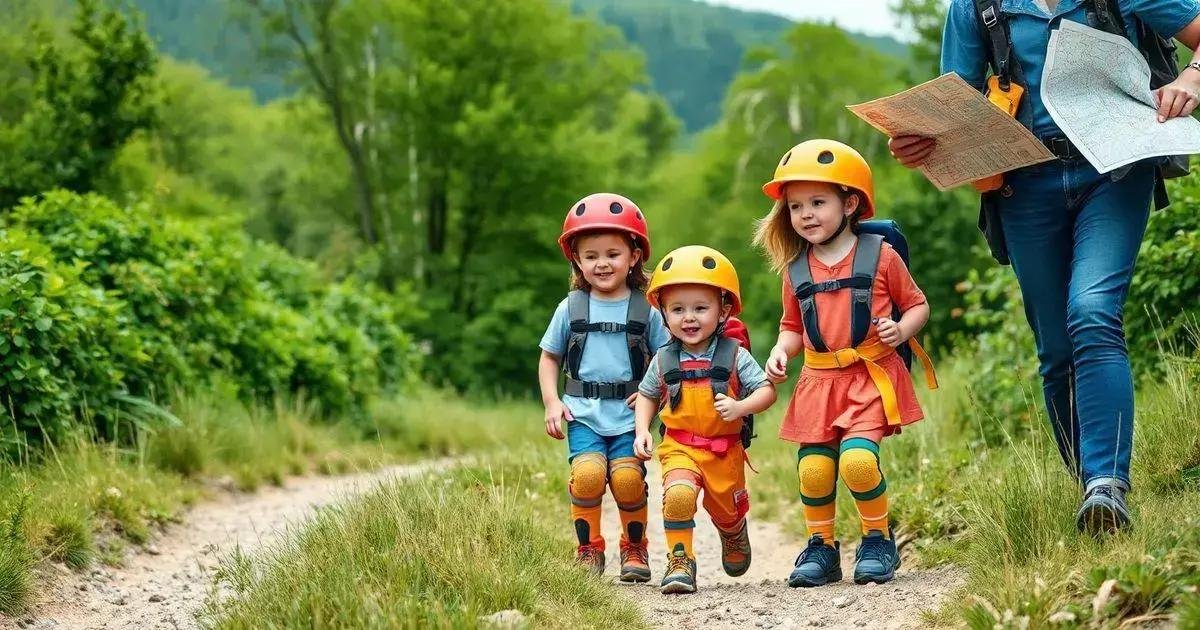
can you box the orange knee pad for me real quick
[608,457,647,511]
[569,452,607,508]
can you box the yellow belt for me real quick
[803,338,939,426]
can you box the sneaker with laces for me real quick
[853,529,900,585]
[660,543,697,594]
[1076,482,1131,535]
[717,520,752,577]
[618,540,651,583]
[788,535,842,587]
[575,543,605,576]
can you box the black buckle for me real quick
[1043,136,1076,159]
[597,322,624,333]
[625,321,646,335]
[981,5,998,27]
[813,279,841,293]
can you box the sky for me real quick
[703,0,913,39]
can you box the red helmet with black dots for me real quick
[558,193,652,262]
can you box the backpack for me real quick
[973,0,1185,207]
[655,318,758,448]
[562,289,653,399]
[786,219,915,369]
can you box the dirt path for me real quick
[602,462,964,629]
[1,462,445,630]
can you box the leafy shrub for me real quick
[0,191,423,454]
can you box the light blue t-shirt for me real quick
[942,0,1200,136]
[638,337,770,400]
[540,293,671,436]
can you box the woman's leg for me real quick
[1066,162,1153,492]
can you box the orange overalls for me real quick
[657,353,750,557]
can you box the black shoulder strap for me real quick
[850,234,884,348]
[1087,0,1126,36]
[626,291,652,381]
[787,253,829,352]
[565,290,589,379]
[709,336,739,398]
[973,0,1016,88]
[658,342,684,410]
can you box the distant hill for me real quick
[131,0,908,132]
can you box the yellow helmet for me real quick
[647,246,742,316]
[761,139,876,219]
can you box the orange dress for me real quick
[778,242,927,445]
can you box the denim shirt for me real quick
[941,0,1200,137]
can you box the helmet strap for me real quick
[819,216,850,246]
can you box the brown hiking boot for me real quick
[618,539,651,583]
[660,543,697,594]
[718,520,752,577]
[575,543,605,576]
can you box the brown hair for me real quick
[752,183,863,274]
[567,230,650,292]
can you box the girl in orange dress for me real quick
[753,139,933,588]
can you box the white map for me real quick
[1042,19,1200,173]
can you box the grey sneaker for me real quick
[1076,482,1131,535]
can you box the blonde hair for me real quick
[752,183,863,274]
[567,230,650,292]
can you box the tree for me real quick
[0,0,158,209]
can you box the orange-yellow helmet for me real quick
[647,246,741,316]
[761,139,875,219]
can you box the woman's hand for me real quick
[766,345,789,384]
[888,135,936,168]
[1154,73,1200,122]
[875,317,905,348]
[633,430,655,460]
[543,399,571,440]
[713,393,743,421]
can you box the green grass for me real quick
[200,401,641,629]
[0,387,543,615]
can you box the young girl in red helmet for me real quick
[538,193,670,581]
[755,140,936,588]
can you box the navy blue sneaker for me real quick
[1076,482,1131,535]
[853,529,900,585]
[788,535,842,587]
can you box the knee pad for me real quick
[839,439,886,500]
[797,446,838,506]
[608,457,647,510]
[569,452,607,508]
[662,480,699,526]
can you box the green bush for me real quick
[0,191,423,455]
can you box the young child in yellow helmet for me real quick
[633,246,777,595]
[754,140,936,587]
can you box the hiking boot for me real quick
[575,543,605,576]
[853,529,900,585]
[788,535,842,587]
[618,540,651,583]
[718,520,752,577]
[1076,482,1131,535]
[660,543,697,594]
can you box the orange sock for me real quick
[665,526,694,557]
[570,503,604,549]
[839,438,890,537]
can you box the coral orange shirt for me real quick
[780,242,926,349]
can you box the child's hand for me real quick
[766,346,789,384]
[625,393,637,409]
[633,430,655,460]
[875,317,904,347]
[714,393,742,421]
[543,399,571,440]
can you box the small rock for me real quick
[832,595,856,609]
[149,594,165,603]
[89,607,100,613]
[855,621,868,627]
[145,544,161,556]
[807,618,826,627]
[478,609,528,629]
[111,596,128,606]
[105,487,123,499]
[765,591,777,598]
[76,583,87,592]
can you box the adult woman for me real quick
[890,0,1200,534]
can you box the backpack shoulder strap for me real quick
[973,0,1017,88]
[626,291,652,381]
[709,336,739,398]
[1087,0,1127,36]
[565,290,590,379]
[787,253,829,352]
[658,342,684,410]
[850,234,884,348]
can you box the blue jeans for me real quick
[999,157,1154,490]
[567,420,636,462]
